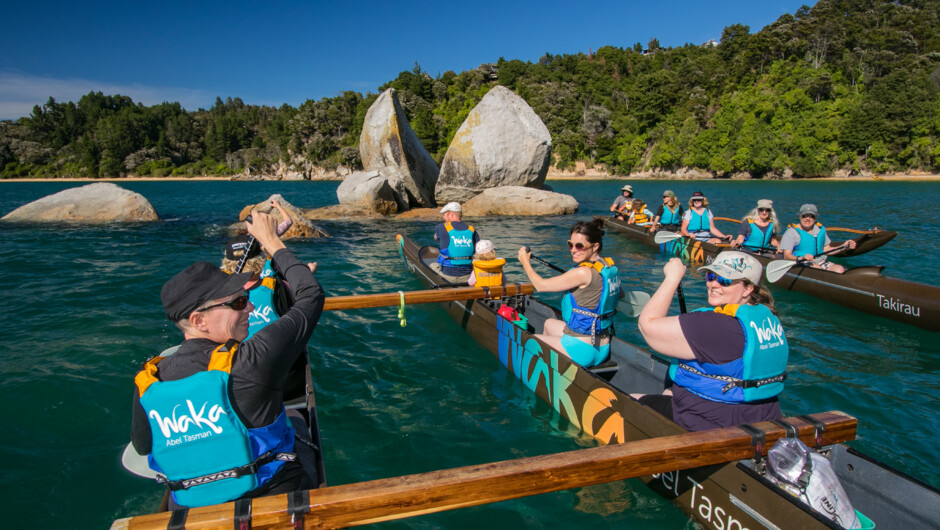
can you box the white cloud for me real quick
[0,71,219,120]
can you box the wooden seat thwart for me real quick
[111,411,856,529]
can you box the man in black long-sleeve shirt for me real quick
[130,211,324,507]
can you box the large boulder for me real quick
[462,186,578,216]
[335,170,407,215]
[304,204,386,220]
[436,86,552,204]
[1,182,159,222]
[236,194,329,238]
[359,88,438,208]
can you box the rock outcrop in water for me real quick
[335,170,407,215]
[236,194,329,238]
[1,182,159,222]
[357,88,438,209]
[435,86,552,204]
[462,186,578,216]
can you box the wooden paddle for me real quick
[714,216,742,223]
[323,284,535,311]
[523,247,651,317]
[112,411,857,530]
[765,244,851,283]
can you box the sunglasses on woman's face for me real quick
[567,241,590,251]
[705,271,735,287]
[758,208,771,213]
[197,291,250,312]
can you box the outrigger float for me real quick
[598,217,939,332]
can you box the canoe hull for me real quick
[600,217,940,331]
[396,234,939,529]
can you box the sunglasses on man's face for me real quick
[705,271,735,287]
[801,214,816,219]
[197,291,250,312]
[567,241,591,251]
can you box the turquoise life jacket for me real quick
[247,261,278,340]
[687,210,711,235]
[136,341,296,507]
[436,222,475,267]
[790,223,826,257]
[669,304,788,404]
[561,258,621,345]
[743,219,773,250]
[660,206,681,225]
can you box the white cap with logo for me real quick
[698,251,763,284]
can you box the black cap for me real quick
[224,235,262,261]
[161,262,253,322]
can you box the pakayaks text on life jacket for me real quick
[561,258,621,345]
[436,222,475,268]
[669,304,788,403]
[135,340,297,507]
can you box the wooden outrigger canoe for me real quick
[599,217,939,332]
[396,233,940,529]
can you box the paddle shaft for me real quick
[112,412,857,530]
[323,284,535,311]
[524,247,566,273]
[676,283,687,313]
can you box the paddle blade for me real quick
[765,260,798,283]
[653,231,683,244]
[618,291,651,317]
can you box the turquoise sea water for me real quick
[0,179,937,529]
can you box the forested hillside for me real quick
[2,0,938,179]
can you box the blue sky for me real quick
[0,1,815,120]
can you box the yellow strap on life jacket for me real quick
[578,256,615,273]
[135,340,238,397]
[444,222,474,233]
[788,222,822,231]
[207,340,238,374]
[714,304,741,318]
[134,356,164,396]
[260,276,276,290]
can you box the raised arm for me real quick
[637,258,695,360]
[517,247,590,293]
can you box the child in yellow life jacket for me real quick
[468,240,505,287]
[628,200,654,226]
